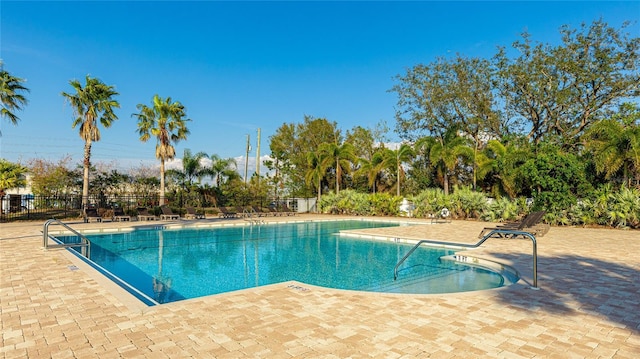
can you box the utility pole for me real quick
[255,128,261,183]
[244,134,250,184]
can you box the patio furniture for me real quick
[137,207,157,221]
[112,206,131,221]
[478,210,546,238]
[217,207,238,219]
[185,206,205,220]
[160,205,180,220]
[83,206,102,223]
[428,207,451,224]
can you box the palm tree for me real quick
[62,76,119,209]
[585,117,640,186]
[0,63,30,126]
[168,149,209,191]
[0,159,28,192]
[356,154,385,194]
[420,127,473,195]
[380,143,414,196]
[319,142,356,194]
[480,140,530,198]
[305,151,329,202]
[208,154,239,187]
[134,94,190,205]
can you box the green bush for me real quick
[316,184,639,229]
[481,197,525,222]
[450,186,488,219]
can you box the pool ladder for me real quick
[242,208,264,225]
[393,229,538,289]
[43,219,91,257]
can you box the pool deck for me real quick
[1,214,639,358]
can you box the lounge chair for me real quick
[479,210,546,238]
[160,205,180,220]
[217,207,238,219]
[137,207,157,221]
[112,205,131,222]
[185,206,205,220]
[267,206,283,216]
[83,206,102,223]
[251,206,269,217]
[280,204,297,216]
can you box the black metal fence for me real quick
[0,193,307,222]
[0,194,161,222]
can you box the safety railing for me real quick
[43,219,91,257]
[393,229,538,289]
[242,208,264,225]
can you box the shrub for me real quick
[450,186,488,219]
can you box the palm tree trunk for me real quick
[397,160,401,196]
[160,159,166,205]
[473,140,478,191]
[82,140,92,209]
[335,164,340,194]
[444,172,450,195]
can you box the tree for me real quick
[0,159,28,192]
[391,55,504,141]
[267,116,340,197]
[62,76,120,209]
[494,20,640,147]
[28,157,78,196]
[420,127,474,195]
[305,151,328,202]
[319,141,356,194]
[391,55,504,190]
[390,143,414,196]
[519,143,593,213]
[0,63,30,126]
[0,159,29,215]
[478,139,531,198]
[584,103,640,186]
[208,154,239,187]
[356,153,386,194]
[345,124,389,192]
[134,94,190,205]
[167,149,209,191]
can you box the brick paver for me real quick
[1,215,638,357]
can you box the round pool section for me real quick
[59,220,519,304]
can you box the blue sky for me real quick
[1,1,638,174]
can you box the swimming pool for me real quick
[59,220,516,305]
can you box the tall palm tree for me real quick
[134,94,190,205]
[420,127,473,195]
[62,76,119,209]
[0,63,29,126]
[319,142,356,194]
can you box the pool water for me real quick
[60,220,512,304]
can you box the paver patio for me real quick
[1,215,638,358]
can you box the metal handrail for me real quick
[393,229,538,289]
[43,219,91,257]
